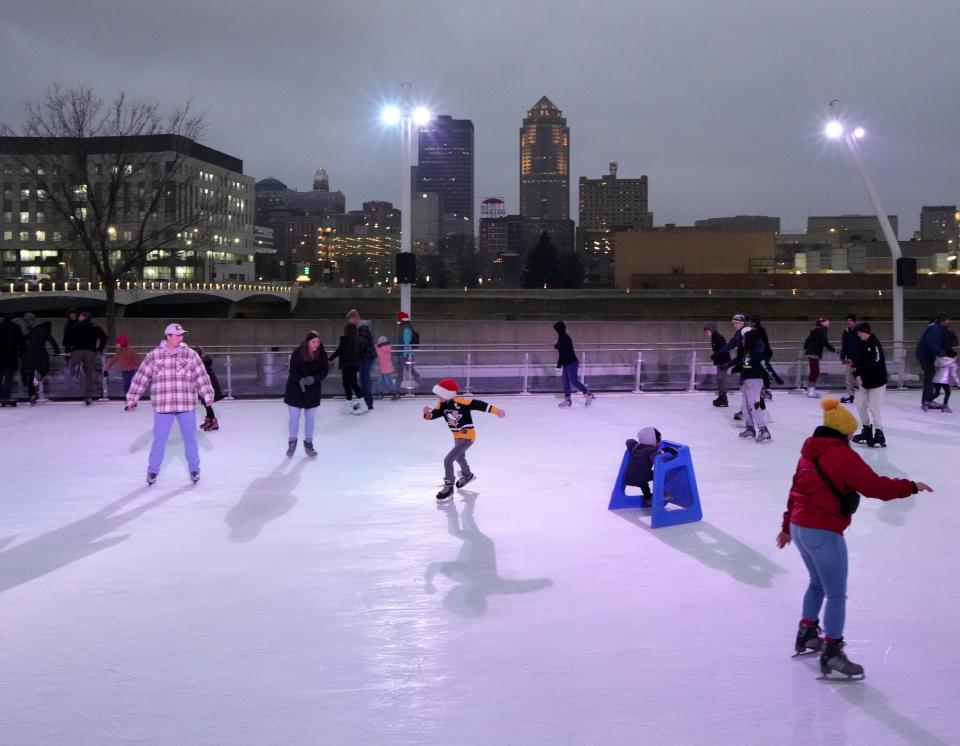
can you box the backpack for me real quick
[411,328,420,348]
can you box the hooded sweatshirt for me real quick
[781,426,917,536]
[554,321,578,367]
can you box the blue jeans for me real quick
[360,358,375,407]
[121,370,135,395]
[149,410,200,474]
[288,405,316,440]
[561,362,589,398]
[791,524,848,639]
[378,373,396,395]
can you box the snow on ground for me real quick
[1,390,957,745]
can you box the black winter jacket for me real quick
[0,318,25,370]
[740,328,771,381]
[852,334,887,389]
[840,327,860,361]
[554,322,578,367]
[23,322,60,375]
[283,347,329,408]
[708,331,731,366]
[624,440,678,487]
[804,326,835,358]
[329,326,360,370]
[72,320,108,353]
[357,323,377,361]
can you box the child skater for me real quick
[376,335,398,400]
[423,378,506,502]
[624,427,678,504]
[103,334,142,395]
[933,329,960,414]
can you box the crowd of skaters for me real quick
[1,305,949,680]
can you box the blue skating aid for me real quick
[608,439,703,528]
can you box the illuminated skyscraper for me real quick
[416,115,474,236]
[519,96,569,220]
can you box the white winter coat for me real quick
[933,356,960,386]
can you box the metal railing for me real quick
[15,340,919,402]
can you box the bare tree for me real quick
[0,84,220,338]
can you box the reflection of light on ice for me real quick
[2,392,956,744]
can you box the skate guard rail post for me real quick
[15,341,920,400]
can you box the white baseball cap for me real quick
[164,323,188,336]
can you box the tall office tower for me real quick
[313,166,329,192]
[920,205,958,242]
[578,161,651,230]
[519,96,569,220]
[416,115,475,237]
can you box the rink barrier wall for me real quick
[23,342,916,402]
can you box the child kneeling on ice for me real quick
[624,427,678,504]
[424,378,506,501]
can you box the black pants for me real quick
[0,368,15,400]
[342,366,362,400]
[920,360,937,403]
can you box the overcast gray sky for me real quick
[2,0,957,236]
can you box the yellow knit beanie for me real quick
[821,397,858,435]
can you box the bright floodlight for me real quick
[853,127,865,139]
[825,121,844,138]
[412,106,432,126]
[381,105,402,126]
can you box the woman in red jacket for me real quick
[776,398,933,678]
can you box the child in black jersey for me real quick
[423,377,506,501]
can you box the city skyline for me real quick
[2,1,958,236]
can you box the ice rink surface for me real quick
[2,390,958,745]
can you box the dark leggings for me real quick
[939,384,951,407]
[342,366,362,400]
[808,358,820,385]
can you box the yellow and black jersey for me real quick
[424,396,503,441]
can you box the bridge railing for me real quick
[1,280,294,294]
[19,341,919,402]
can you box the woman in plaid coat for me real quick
[126,323,214,485]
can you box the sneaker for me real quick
[190,471,200,484]
[840,394,854,404]
[756,427,772,443]
[146,472,157,486]
[436,481,454,501]
[733,411,743,420]
[558,398,572,408]
[805,386,820,398]
[712,394,729,407]
[584,392,596,407]
[739,426,756,439]
[455,472,476,489]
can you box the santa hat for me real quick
[116,334,129,346]
[433,378,458,400]
[397,311,410,323]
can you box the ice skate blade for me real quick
[817,672,865,681]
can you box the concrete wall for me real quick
[22,315,930,353]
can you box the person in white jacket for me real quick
[933,353,960,414]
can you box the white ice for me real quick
[1,391,957,745]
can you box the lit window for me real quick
[36,230,45,242]
[2,231,11,241]
[19,231,28,241]
[20,211,29,224]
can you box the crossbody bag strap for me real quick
[812,457,846,500]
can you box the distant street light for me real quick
[825,102,905,359]
[381,83,431,317]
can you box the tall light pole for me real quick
[825,102,905,360]
[382,84,431,318]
